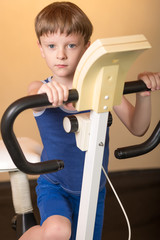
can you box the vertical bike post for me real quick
[76,111,108,239]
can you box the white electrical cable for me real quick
[102,166,131,240]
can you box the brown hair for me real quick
[35,2,93,44]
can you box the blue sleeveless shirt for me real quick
[34,77,109,195]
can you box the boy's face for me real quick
[38,31,90,81]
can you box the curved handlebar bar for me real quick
[114,121,160,159]
[0,90,78,174]
[0,80,152,174]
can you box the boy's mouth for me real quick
[56,64,67,68]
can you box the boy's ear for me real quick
[85,41,91,49]
[37,40,45,58]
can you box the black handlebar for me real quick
[114,121,160,159]
[0,90,78,174]
[123,80,150,94]
[0,80,155,175]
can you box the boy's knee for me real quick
[42,216,71,240]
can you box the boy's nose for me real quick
[57,48,67,60]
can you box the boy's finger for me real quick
[38,85,54,103]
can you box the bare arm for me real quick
[114,95,151,136]
[28,81,43,95]
[114,72,160,136]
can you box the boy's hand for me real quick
[137,72,160,96]
[38,80,69,107]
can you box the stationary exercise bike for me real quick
[0,35,160,239]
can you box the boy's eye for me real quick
[48,44,55,49]
[68,44,76,49]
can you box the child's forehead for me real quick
[41,31,84,42]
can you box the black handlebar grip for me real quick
[115,121,160,159]
[0,90,78,175]
[123,80,150,94]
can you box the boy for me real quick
[20,2,160,240]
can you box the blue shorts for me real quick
[36,176,106,240]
